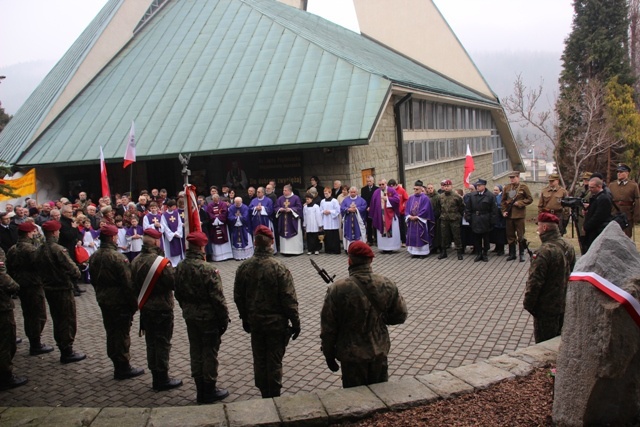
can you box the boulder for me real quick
[553,222,640,426]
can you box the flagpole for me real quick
[129,163,133,196]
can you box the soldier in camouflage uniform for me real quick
[131,228,182,392]
[89,224,144,380]
[234,225,300,398]
[608,163,640,238]
[175,231,230,403]
[321,240,407,388]
[523,213,576,343]
[0,247,28,390]
[538,173,569,235]
[6,222,53,355]
[501,171,533,262]
[35,221,86,364]
[572,172,592,254]
[437,179,465,260]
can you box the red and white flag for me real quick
[123,121,136,168]
[100,146,111,198]
[183,184,202,238]
[463,144,475,188]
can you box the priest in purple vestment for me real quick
[227,197,254,260]
[160,199,184,266]
[340,186,368,251]
[205,194,233,261]
[405,180,435,257]
[275,184,304,255]
[369,179,401,252]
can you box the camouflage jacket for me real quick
[438,191,464,221]
[131,244,175,312]
[7,237,43,293]
[35,236,81,291]
[234,246,299,332]
[89,241,137,311]
[320,263,408,362]
[175,248,228,325]
[524,229,576,317]
[0,248,19,312]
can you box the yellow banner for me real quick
[0,169,37,201]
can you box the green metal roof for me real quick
[16,0,499,167]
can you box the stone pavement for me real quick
[2,246,534,409]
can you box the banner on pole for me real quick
[0,169,36,201]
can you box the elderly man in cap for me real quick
[6,222,53,355]
[609,163,640,238]
[131,228,182,391]
[501,171,533,262]
[234,225,300,398]
[538,173,569,235]
[320,240,407,388]
[175,231,230,403]
[89,224,144,380]
[35,221,86,363]
[437,179,465,260]
[465,179,497,262]
[524,213,575,343]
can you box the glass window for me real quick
[415,141,424,163]
[426,102,434,129]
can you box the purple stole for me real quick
[206,202,229,244]
[405,194,434,247]
[126,225,143,237]
[276,195,302,238]
[228,204,250,248]
[163,210,183,256]
[249,197,273,231]
[341,196,367,241]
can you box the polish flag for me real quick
[123,121,136,168]
[463,144,475,188]
[100,146,111,198]
[183,184,202,236]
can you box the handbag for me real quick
[611,202,630,230]
[75,246,90,264]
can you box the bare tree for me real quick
[629,0,640,96]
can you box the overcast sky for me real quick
[0,0,574,110]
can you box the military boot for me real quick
[457,249,464,260]
[518,242,526,262]
[437,249,447,259]
[0,371,28,391]
[506,243,517,261]
[152,370,183,391]
[60,347,86,364]
[113,362,145,380]
[201,381,229,403]
[29,340,54,356]
[195,377,205,404]
[482,250,488,262]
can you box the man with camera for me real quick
[538,173,569,235]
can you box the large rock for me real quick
[553,222,640,426]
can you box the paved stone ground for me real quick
[3,244,534,407]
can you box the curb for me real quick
[0,337,560,426]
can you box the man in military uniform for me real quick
[175,231,230,403]
[0,247,28,390]
[608,163,640,238]
[131,228,182,392]
[465,179,497,262]
[6,222,53,355]
[437,179,465,260]
[35,221,86,363]
[89,224,144,380]
[234,225,300,398]
[538,173,569,235]
[524,213,576,343]
[572,172,592,254]
[501,171,533,262]
[320,241,407,388]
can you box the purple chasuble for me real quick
[275,194,303,238]
[340,196,367,241]
[206,202,229,244]
[227,204,251,248]
[370,187,400,234]
[405,194,435,247]
[249,197,273,232]
[163,210,183,256]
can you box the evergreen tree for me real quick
[0,105,11,133]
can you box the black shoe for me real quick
[200,381,229,403]
[519,252,525,262]
[474,253,483,262]
[457,251,464,260]
[60,350,86,364]
[0,374,28,391]
[114,365,145,380]
[437,250,448,260]
[30,343,54,356]
[496,250,505,256]
[152,371,183,391]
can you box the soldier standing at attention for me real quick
[131,228,182,392]
[538,173,569,235]
[608,163,640,238]
[6,222,53,355]
[0,247,28,390]
[320,241,407,388]
[437,179,465,260]
[89,224,144,380]
[175,231,230,403]
[524,213,576,343]
[234,225,300,398]
[501,171,533,262]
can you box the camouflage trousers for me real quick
[99,306,134,365]
[44,289,77,350]
[341,356,388,388]
[250,329,290,397]
[140,310,174,372]
[19,288,47,345]
[533,315,563,344]
[185,318,221,382]
[440,220,461,250]
[0,311,16,374]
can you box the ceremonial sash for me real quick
[137,256,170,310]
[570,272,640,329]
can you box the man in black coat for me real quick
[0,212,18,254]
[583,177,612,252]
[360,176,378,246]
[58,206,84,296]
[465,179,497,262]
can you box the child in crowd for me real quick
[115,216,129,257]
[303,193,323,255]
[126,216,143,261]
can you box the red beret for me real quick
[348,241,375,258]
[42,221,61,232]
[143,228,162,239]
[442,179,452,186]
[186,231,208,247]
[18,222,37,232]
[100,224,119,236]
[254,225,274,240]
[538,212,560,224]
